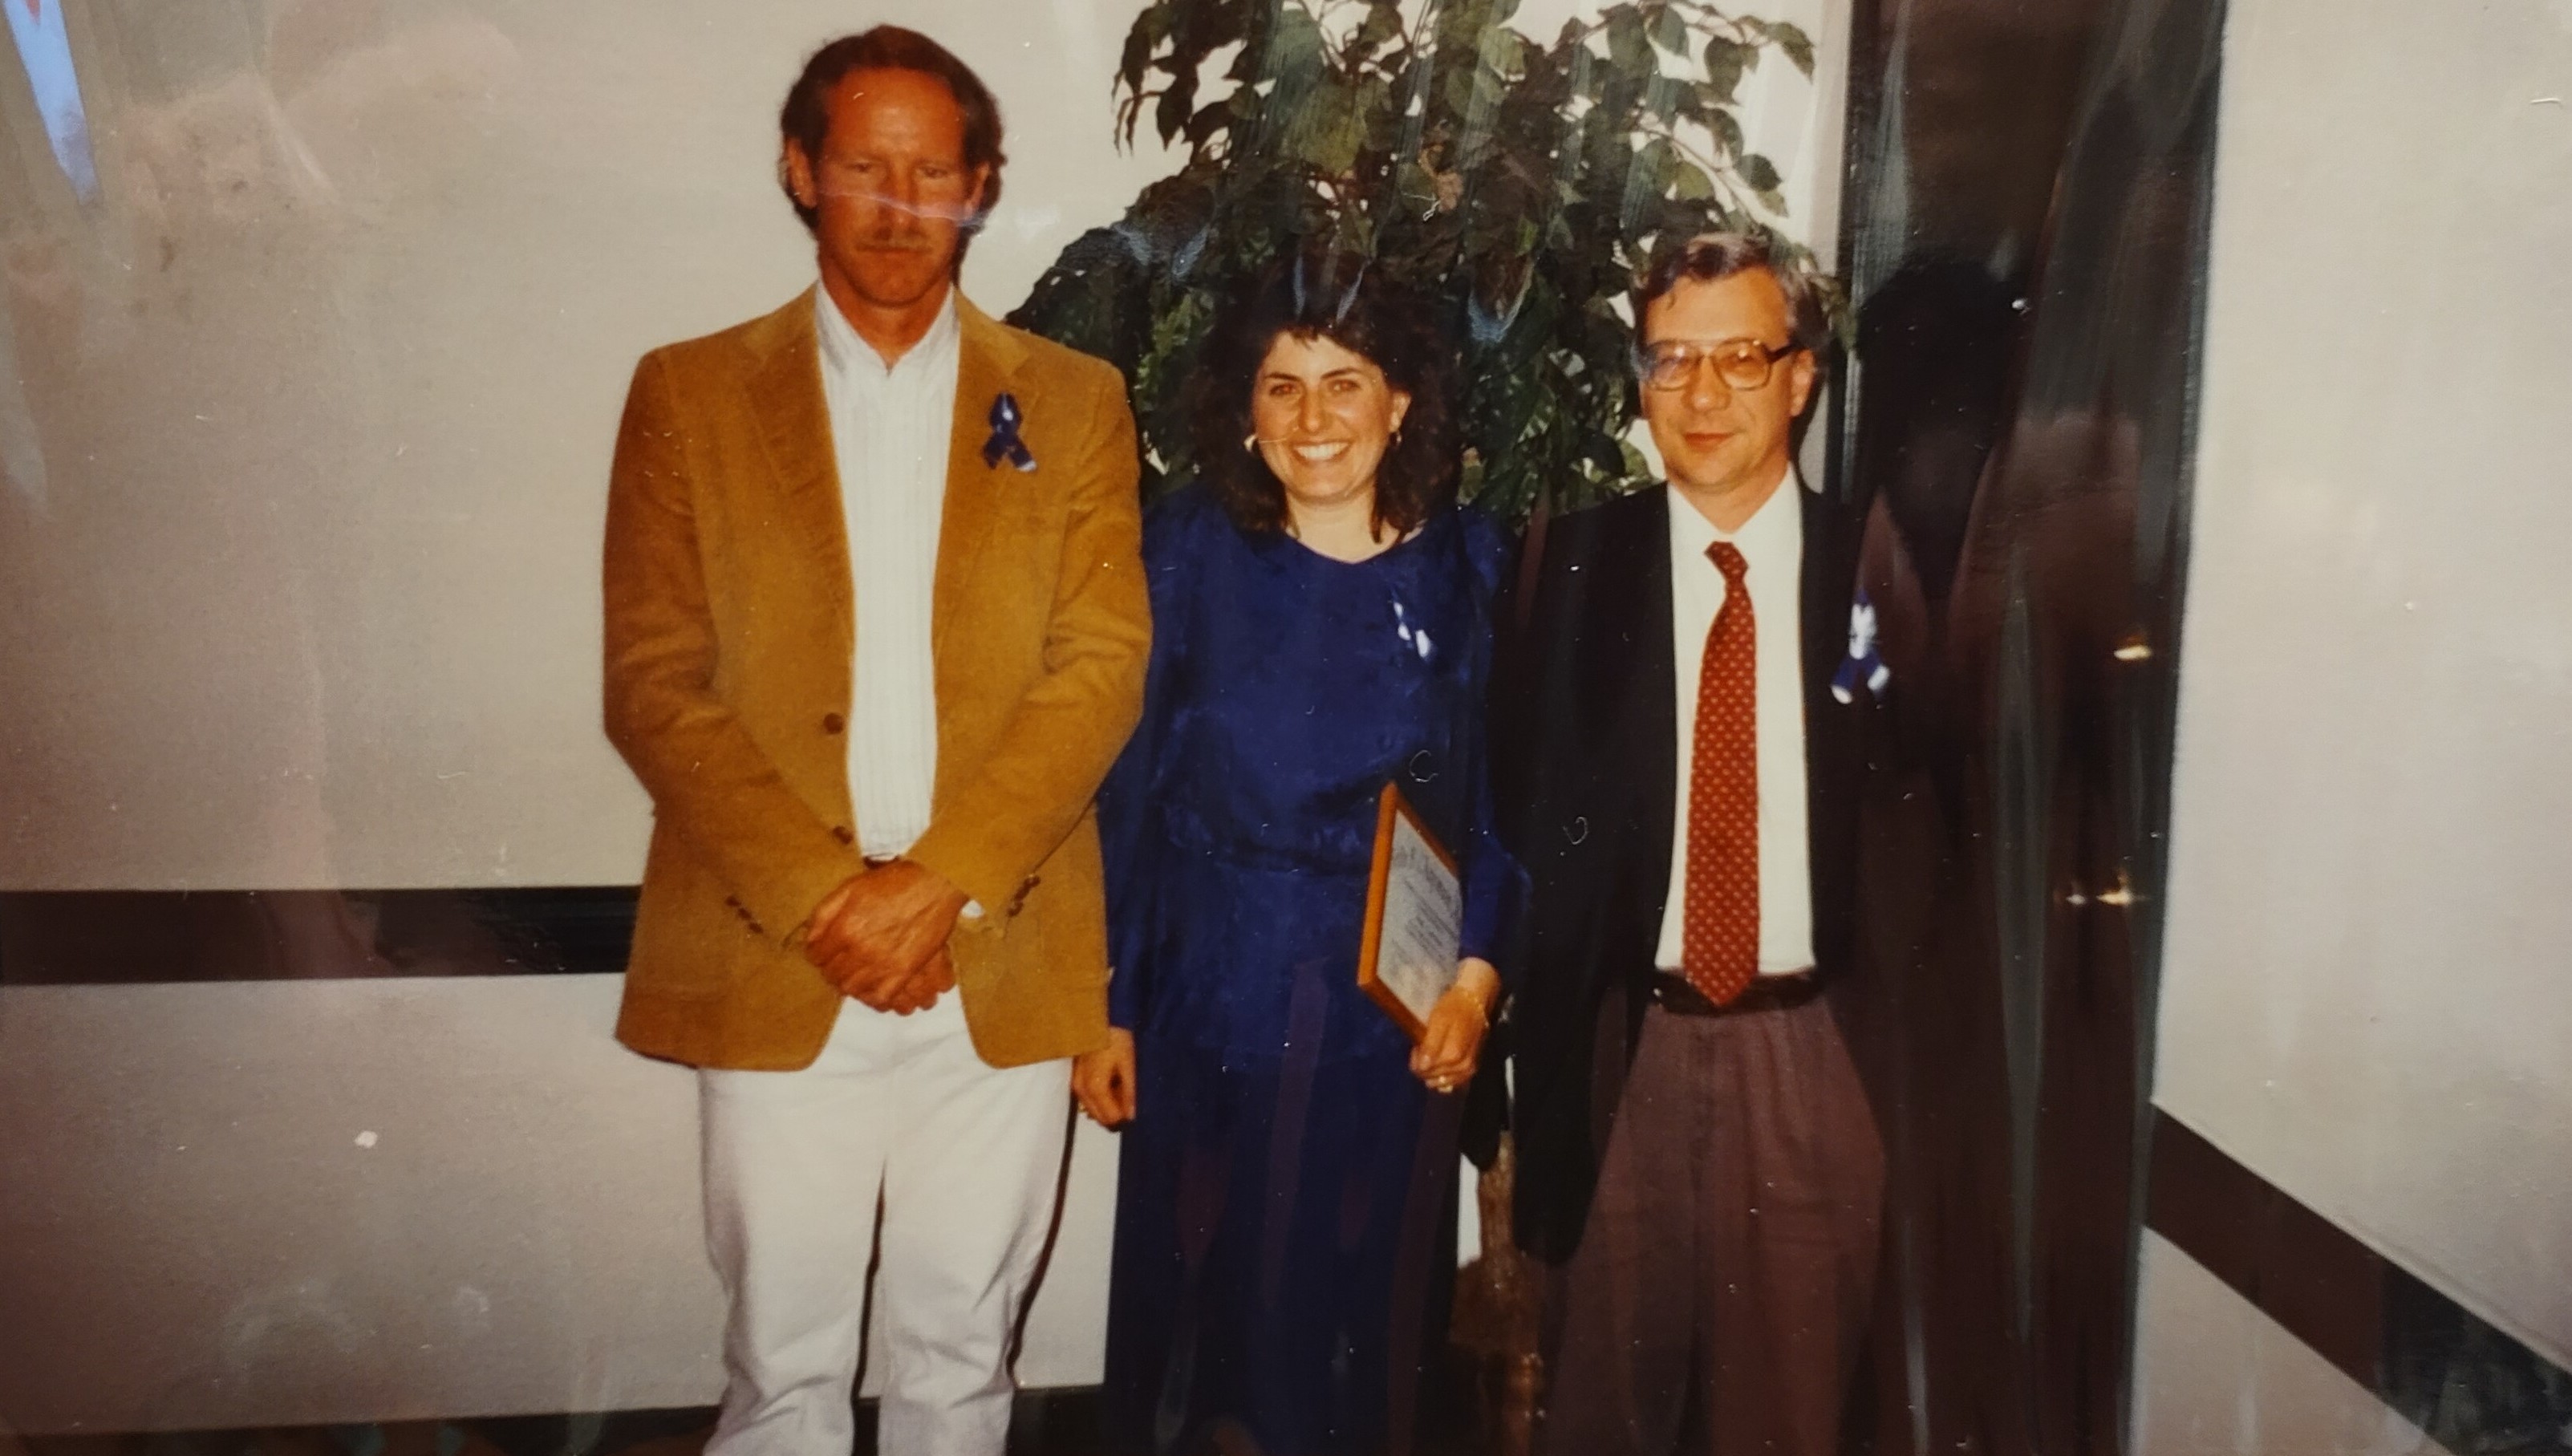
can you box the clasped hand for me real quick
[803,860,968,1015]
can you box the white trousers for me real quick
[699,994,1071,1456]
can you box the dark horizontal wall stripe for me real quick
[2146,1111,2388,1388]
[0,887,639,984]
[2147,1109,2572,1454]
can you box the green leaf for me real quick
[1564,39,1597,104]
[1264,5,1328,89]
[1605,9,1652,73]
[1645,73,1686,122]
[1185,99,1232,148]
[1648,6,1690,55]
[1282,78,1368,176]
[1702,37,1751,102]
[1708,107,1744,158]
[1670,160,1714,201]
[1155,71,1198,146]
[1771,22,1817,76]
[1737,152,1782,193]
[1350,0,1405,57]
[1620,135,1677,231]
[1117,3,1170,96]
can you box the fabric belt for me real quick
[1643,969,1822,1018]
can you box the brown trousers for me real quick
[1536,992,1884,1456]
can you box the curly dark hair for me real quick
[1189,249,1460,539]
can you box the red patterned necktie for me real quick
[1683,541,1759,1005]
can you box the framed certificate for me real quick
[1357,781,1464,1043]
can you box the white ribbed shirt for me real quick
[1654,477,1816,975]
[814,286,959,860]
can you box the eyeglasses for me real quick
[1637,338,1802,392]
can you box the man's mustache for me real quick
[854,236,939,253]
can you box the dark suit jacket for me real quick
[1490,480,1867,1263]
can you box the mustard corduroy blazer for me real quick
[602,290,1148,1071]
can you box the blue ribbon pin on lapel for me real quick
[1832,589,1892,704]
[983,392,1037,472]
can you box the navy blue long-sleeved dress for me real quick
[1096,485,1522,1455]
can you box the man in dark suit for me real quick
[1495,232,1884,1456]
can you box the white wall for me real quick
[2130,1233,2453,1456]
[2155,0,2572,1377]
[0,975,1123,1431]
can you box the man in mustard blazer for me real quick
[600,28,1146,1456]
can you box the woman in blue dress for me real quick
[1073,252,1522,1456]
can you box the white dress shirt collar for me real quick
[1665,467,1803,563]
[814,284,960,383]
